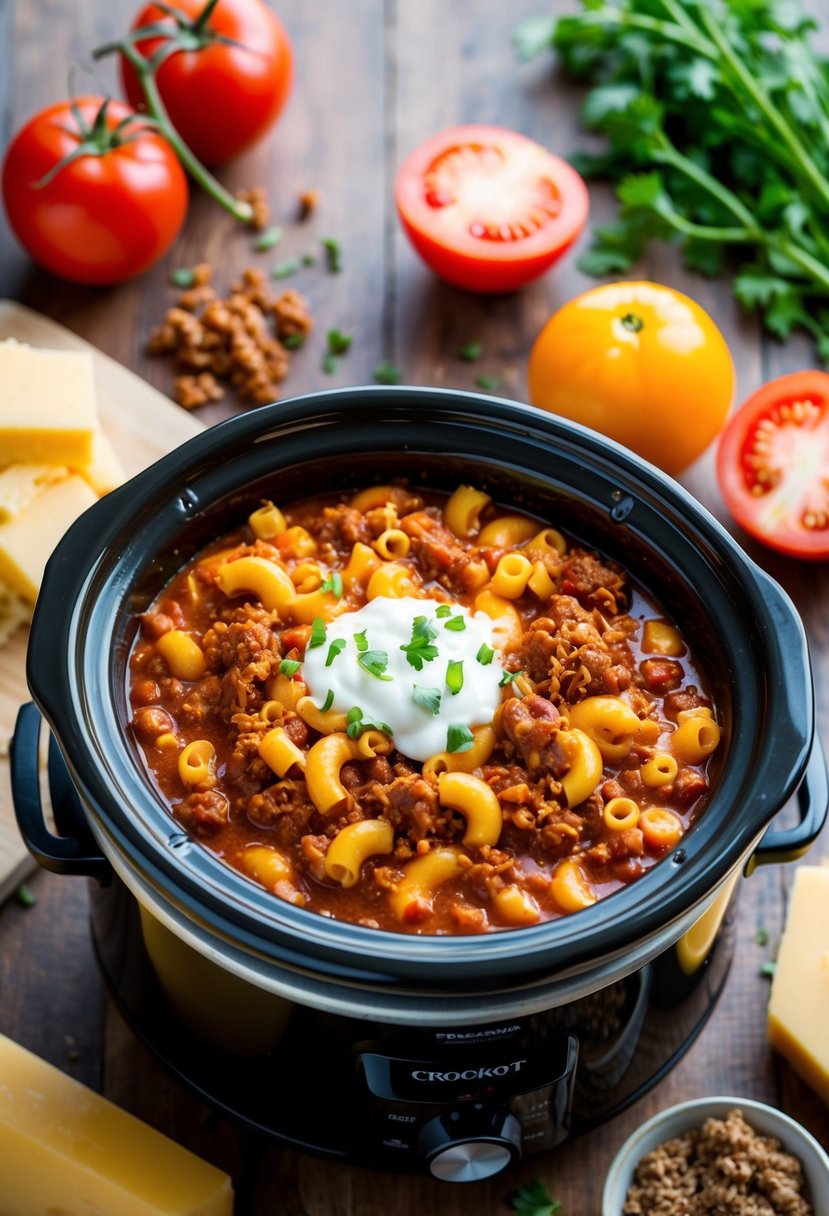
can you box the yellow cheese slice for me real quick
[72,431,126,495]
[0,463,68,523]
[0,1033,234,1216]
[0,339,97,464]
[0,474,97,601]
[768,865,829,1103]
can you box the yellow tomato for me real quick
[527,281,735,476]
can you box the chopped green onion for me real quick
[435,604,452,618]
[325,638,346,667]
[253,225,284,252]
[321,689,335,712]
[321,572,344,598]
[761,960,777,979]
[301,252,317,267]
[279,658,302,677]
[358,649,392,680]
[475,374,503,392]
[444,615,466,632]
[327,328,352,355]
[446,660,464,695]
[373,361,402,385]
[499,669,523,687]
[271,257,303,280]
[309,617,327,648]
[457,340,484,362]
[447,724,474,753]
[755,928,769,947]
[476,643,495,666]
[283,333,306,350]
[169,266,196,288]
[353,630,368,653]
[347,706,363,725]
[322,236,342,273]
[15,883,37,908]
[412,685,442,715]
[321,351,340,375]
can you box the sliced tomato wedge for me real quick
[395,125,588,293]
[716,371,829,560]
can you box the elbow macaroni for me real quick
[324,819,394,887]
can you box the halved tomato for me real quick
[395,125,588,293]
[716,371,829,560]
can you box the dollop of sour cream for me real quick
[302,596,504,761]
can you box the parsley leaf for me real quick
[374,360,403,385]
[446,724,474,753]
[475,374,503,392]
[321,571,344,598]
[510,1178,561,1216]
[358,649,393,680]
[279,658,302,677]
[327,329,352,355]
[412,685,442,715]
[346,706,393,739]
[446,660,464,695]
[457,340,484,361]
[282,333,306,350]
[400,615,439,670]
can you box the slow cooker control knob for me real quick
[418,1108,522,1182]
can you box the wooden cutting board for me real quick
[0,300,204,903]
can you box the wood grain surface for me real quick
[0,2,827,1214]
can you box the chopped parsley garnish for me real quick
[346,706,393,739]
[443,614,466,632]
[435,604,452,618]
[325,638,346,667]
[282,333,306,350]
[755,928,769,947]
[271,257,303,280]
[353,630,368,653]
[15,884,37,909]
[279,658,302,677]
[476,643,495,666]
[400,615,439,670]
[412,685,442,715]
[447,724,474,753]
[457,340,484,362]
[321,571,344,598]
[253,225,284,252]
[499,669,523,687]
[169,266,196,288]
[373,361,403,385]
[327,328,352,355]
[301,252,317,267]
[761,960,777,979]
[446,660,464,695]
[510,1178,561,1216]
[321,350,340,375]
[321,689,334,712]
[358,649,392,680]
[309,617,327,648]
[475,374,503,392]
[322,236,342,273]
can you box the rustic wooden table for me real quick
[1,2,827,1212]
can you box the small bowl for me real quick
[602,1096,829,1216]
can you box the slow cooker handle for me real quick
[10,702,111,881]
[747,736,829,873]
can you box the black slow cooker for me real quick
[11,388,827,1183]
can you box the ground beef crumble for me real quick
[624,1108,814,1216]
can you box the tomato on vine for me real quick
[120,0,293,167]
[2,97,188,285]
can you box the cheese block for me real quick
[0,463,68,522]
[768,865,829,1103]
[0,1033,234,1216]
[0,339,97,464]
[72,430,125,495]
[0,474,97,601]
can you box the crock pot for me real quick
[11,387,827,1181]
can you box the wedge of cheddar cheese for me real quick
[0,1033,234,1216]
[0,474,97,601]
[0,339,97,464]
[768,864,829,1103]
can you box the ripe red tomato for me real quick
[716,371,829,560]
[395,125,589,293]
[2,97,188,285]
[121,0,293,167]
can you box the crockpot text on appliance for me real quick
[411,1059,527,1082]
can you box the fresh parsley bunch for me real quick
[515,0,829,358]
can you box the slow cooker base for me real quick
[88,875,737,1173]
